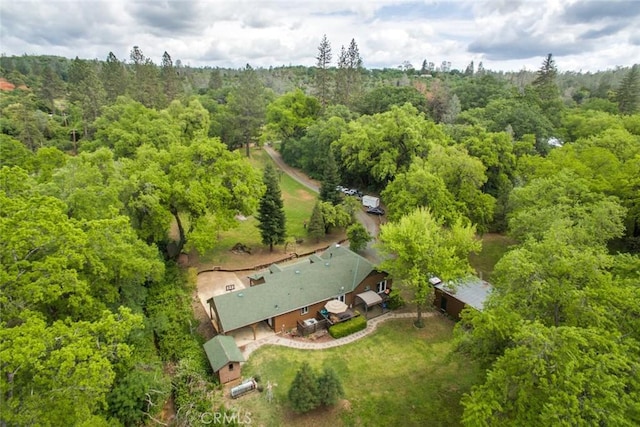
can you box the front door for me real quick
[440,297,447,312]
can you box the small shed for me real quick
[203,335,245,384]
[433,277,492,320]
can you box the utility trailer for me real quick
[230,378,258,398]
[362,195,380,208]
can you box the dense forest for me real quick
[1,40,639,426]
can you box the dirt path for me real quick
[241,312,430,359]
[264,145,321,193]
[264,145,382,263]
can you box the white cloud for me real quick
[0,0,637,72]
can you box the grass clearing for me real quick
[235,316,483,427]
[469,233,518,281]
[198,148,318,265]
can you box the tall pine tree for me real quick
[319,151,341,205]
[101,52,128,102]
[616,64,640,114]
[315,34,332,108]
[128,46,164,109]
[68,57,106,138]
[227,64,267,157]
[317,367,344,406]
[308,201,325,242]
[161,51,181,103]
[288,362,319,413]
[532,53,563,127]
[335,39,363,106]
[257,163,286,252]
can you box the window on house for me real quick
[337,294,345,303]
[301,306,309,315]
[376,280,387,293]
[229,363,234,371]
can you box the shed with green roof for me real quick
[203,335,245,383]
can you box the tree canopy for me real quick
[378,207,480,327]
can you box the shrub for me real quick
[288,362,319,413]
[317,367,344,406]
[387,288,405,310]
[288,363,344,413]
[146,265,203,362]
[328,315,367,338]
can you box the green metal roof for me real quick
[203,335,245,372]
[213,245,375,332]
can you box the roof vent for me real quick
[238,293,244,297]
[295,270,300,274]
[325,262,330,267]
[335,243,341,248]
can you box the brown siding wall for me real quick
[218,362,241,384]
[274,300,327,333]
[433,288,466,320]
[272,272,390,332]
[350,271,391,306]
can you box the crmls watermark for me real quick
[200,410,252,425]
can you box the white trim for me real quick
[376,280,387,293]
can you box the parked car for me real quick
[366,206,385,215]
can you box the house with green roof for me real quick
[208,244,390,339]
[203,335,245,383]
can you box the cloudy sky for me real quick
[1,0,639,72]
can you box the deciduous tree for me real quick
[162,137,264,256]
[334,103,449,186]
[0,308,143,426]
[264,88,320,143]
[346,222,371,253]
[318,201,351,233]
[381,158,459,225]
[507,170,626,246]
[462,324,640,426]
[378,207,480,327]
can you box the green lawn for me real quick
[235,316,483,427]
[469,233,517,282]
[198,148,318,265]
